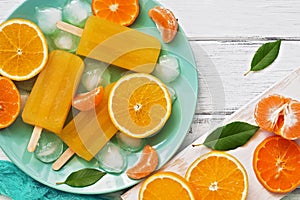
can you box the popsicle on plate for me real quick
[22,50,84,152]
[57,16,161,73]
[52,84,118,170]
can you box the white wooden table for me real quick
[1,0,300,199]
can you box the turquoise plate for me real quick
[0,0,198,195]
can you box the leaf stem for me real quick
[56,182,65,185]
[244,70,251,76]
[192,143,203,147]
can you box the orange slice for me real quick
[0,19,48,81]
[92,0,140,26]
[139,171,196,200]
[185,151,248,200]
[0,76,21,128]
[148,6,178,43]
[253,136,300,193]
[126,145,158,179]
[254,94,300,140]
[108,73,172,138]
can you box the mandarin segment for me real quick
[126,145,158,179]
[92,0,139,26]
[148,6,178,43]
[0,76,21,128]
[0,19,48,81]
[139,171,196,200]
[185,151,248,200]
[253,136,300,193]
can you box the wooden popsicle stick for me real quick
[27,126,43,152]
[56,21,83,37]
[52,148,75,171]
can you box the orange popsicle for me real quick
[57,16,161,73]
[22,50,84,152]
[52,84,118,170]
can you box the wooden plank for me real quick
[192,41,300,115]
[1,0,300,39]
[159,0,300,38]
[122,66,300,200]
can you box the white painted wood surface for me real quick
[1,0,300,199]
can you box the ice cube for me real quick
[62,0,92,28]
[35,7,62,35]
[95,142,127,174]
[152,55,180,83]
[116,132,145,152]
[81,59,111,91]
[52,30,80,52]
[167,86,177,103]
[34,131,64,163]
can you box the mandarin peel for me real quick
[254,94,300,140]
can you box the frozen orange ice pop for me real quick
[52,84,118,170]
[56,16,161,73]
[22,50,84,152]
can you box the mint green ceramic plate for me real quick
[0,0,198,194]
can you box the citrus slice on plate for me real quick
[91,0,139,26]
[0,76,21,128]
[108,73,172,138]
[0,19,48,81]
[185,151,248,200]
[254,94,300,140]
[139,171,196,200]
[253,136,300,193]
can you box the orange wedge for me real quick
[108,73,172,138]
[0,19,48,81]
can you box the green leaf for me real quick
[203,121,259,150]
[56,168,106,187]
[244,40,281,76]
